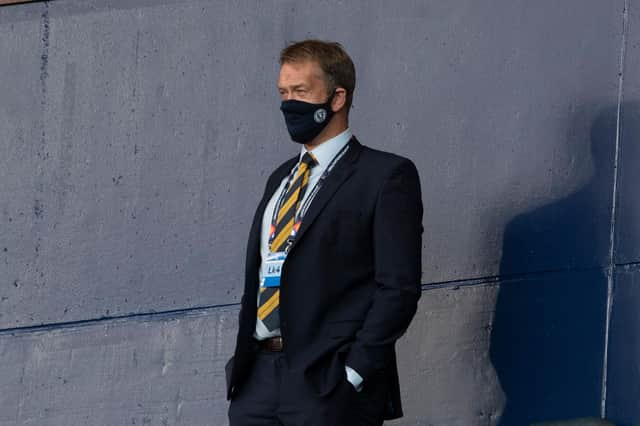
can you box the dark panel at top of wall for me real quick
[0,0,624,328]
[615,4,640,266]
[0,0,40,7]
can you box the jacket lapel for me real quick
[246,136,363,272]
[287,136,363,255]
[245,155,298,282]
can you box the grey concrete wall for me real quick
[0,0,636,425]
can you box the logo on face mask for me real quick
[313,108,327,123]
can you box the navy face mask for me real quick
[280,92,336,144]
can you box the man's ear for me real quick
[331,88,347,113]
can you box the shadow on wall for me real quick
[489,103,622,425]
[601,100,640,426]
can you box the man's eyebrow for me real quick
[279,83,308,90]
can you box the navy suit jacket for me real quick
[225,136,423,420]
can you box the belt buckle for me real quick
[273,336,283,351]
[264,336,283,352]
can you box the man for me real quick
[226,39,423,425]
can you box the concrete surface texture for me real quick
[0,0,637,425]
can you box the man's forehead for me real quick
[278,60,324,83]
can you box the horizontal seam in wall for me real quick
[423,264,608,290]
[0,301,241,336]
[614,260,640,268]
[0,263,623,336]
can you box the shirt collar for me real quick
[298,128,353,168]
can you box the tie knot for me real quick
[300,151,318,169]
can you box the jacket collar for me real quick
[255,135,363,256]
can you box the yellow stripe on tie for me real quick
[258,289,279,319]
[270,216,295,250]
[286,165,307,189]
[277,186,301,222]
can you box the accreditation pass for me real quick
[262,251,286,288]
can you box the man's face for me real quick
[278,60,331,104]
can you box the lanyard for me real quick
[269,141,351,253]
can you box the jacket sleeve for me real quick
[344,158,424,381]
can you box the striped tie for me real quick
[258,151,318,331]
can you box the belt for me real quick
[255,336,284,352]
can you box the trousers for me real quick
[227,346,387,426]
